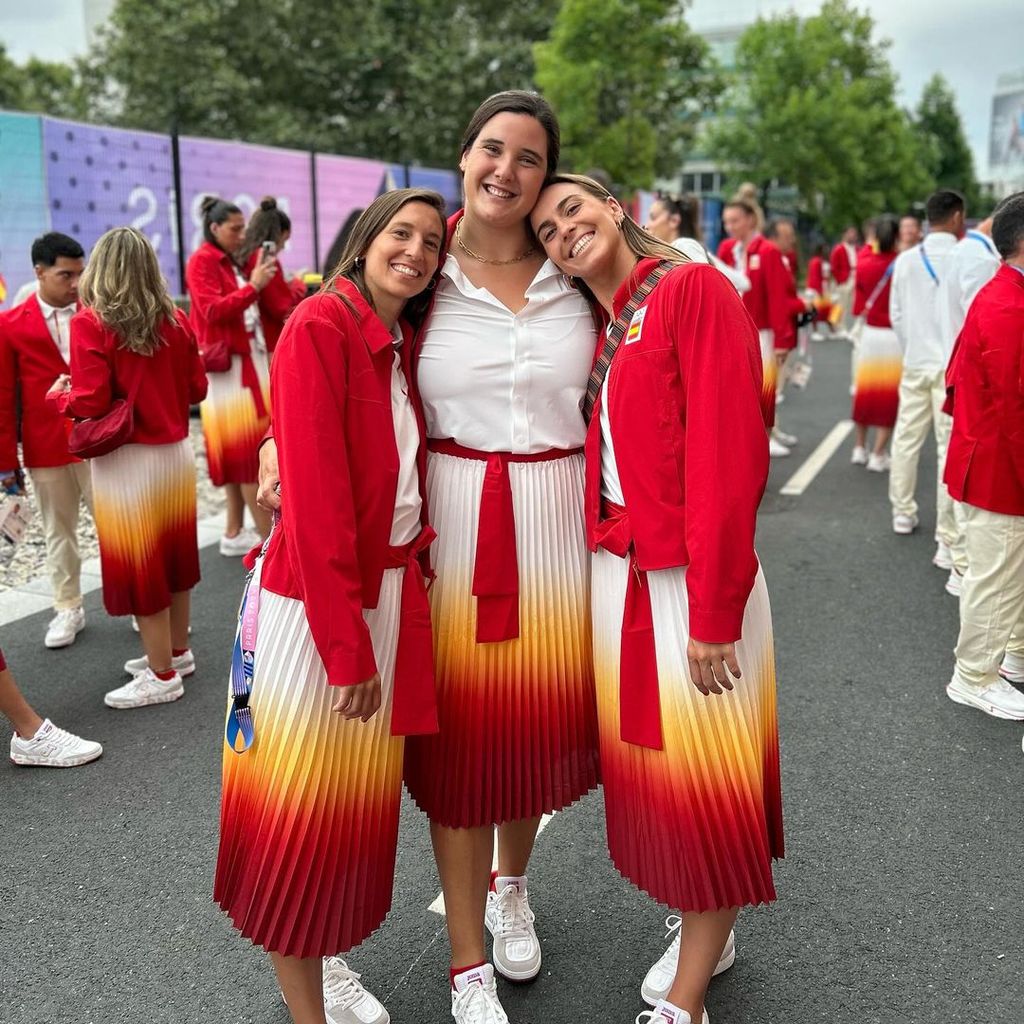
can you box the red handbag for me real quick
[201,340,232,373]
[67,359,147,459]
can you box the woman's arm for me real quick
[178,313,209,405]
[58,313,114,419]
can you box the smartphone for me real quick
[261,240,276,260]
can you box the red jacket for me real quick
[260,280,432,687]
[186,241,260,364]
[587,258,768,642]
[830,242,854,284]
[807,256,826,296]
[242,251,305,354]
[0,296,79,469]
[56,307,207,443]
[852,250,896,328]
[717,237,737,266]
[944,265,1024,516]
[739,235,793,346]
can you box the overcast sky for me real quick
[1,0,1020,177]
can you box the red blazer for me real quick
[852,250,896,328]
[717,237,737,265]
[740,235,793,345]
[54,307,207,443]
[185,241,259,364]
[807,256,826,295]
[0,297,79,469]
[830,242,854,284]
[586,258,768,642]
[242,251,305,354]
[260,280,432,687]
[944,265,1024,516]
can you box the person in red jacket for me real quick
[532,174,782,1024]
[943,191,1024,723]
[722,193,797,456]
[186,195,277,556]
[50,228,207,709]
[805,242,835,336]
[238,197,307,355]
[214,189,446,1024]
[850,215,901,471]
[830,224,860,336]
[0,232,91,649]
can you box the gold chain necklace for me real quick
[455,221,537,266]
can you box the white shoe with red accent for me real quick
[945,569,963,597]
[998,651,1024,685]
[104,668,184,709]
[450,964,509,1024]
[10,719,102,768]
[946,673,1024,720]
[641,916,735,1006]
[635,1001,710,1024]
[123,649,195,678]
[323,958,390,1024]
[932,541,954,570]
[485,875,541,981]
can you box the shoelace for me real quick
[323,958,366,1011]
[635,1011,674,1024]
[25,725,78,755]
[493,884,536,939]
[660,915,683,959]
[452,981,505,1024]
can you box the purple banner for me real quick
[41,117,179,292]
[391,164,462,213]
[179,137,315,277]
[314,154,391,272]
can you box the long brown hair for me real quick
[78,227,179,355]
[322,189,448,326]
[238,196,292,266]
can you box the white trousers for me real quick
[28,462,94,610]
[888,366,956,544]
[953,503,1024,689]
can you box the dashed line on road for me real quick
[427,813,555,916]
[779,419,854,496]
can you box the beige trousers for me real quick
[953,503,1024,689]
[888,366,956,544]
[29,462,94,610]
[950,500,969,575]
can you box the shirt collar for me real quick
[36,295,75,319]
[440,253,566,301]
[923,231,958,252]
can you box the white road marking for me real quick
[780,420,854,496]
[427,813,555,916]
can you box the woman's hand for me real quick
[250,257,278,291]
[46,374,71,399]
[257,439,281,511]
[686,638,741,696]
[332,674,382,722]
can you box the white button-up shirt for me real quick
[389,325,423,546]
[417,256,596,453]
[35,295,75,364]
[890,231,959,372]
[938,230,1001,347]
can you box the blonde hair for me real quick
[726,182,765,231]
[78,227,178,355]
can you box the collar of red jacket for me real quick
[999,262,1024,291]
[331,277,395,354]
[199,239,237,270]
[611,256,662,320]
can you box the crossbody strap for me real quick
[863,262,895,316]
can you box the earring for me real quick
[354,256,364,268]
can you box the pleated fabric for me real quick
[90,438,199,617]
[852,325,902,428]
[199,352,270,486]
[214,574,407,958]
[403,450,600,828]
[592,549,783,913]
[758,328,778,429]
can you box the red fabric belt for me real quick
[383,525,438,736]
[427,438,583,644]
[593,500,663,751]
[239,348,268,420]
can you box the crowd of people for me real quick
[0,86,1022,1024]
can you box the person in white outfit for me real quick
[936,216,1001,593]
[888,190,965,553]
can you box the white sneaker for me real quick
[451,964,509,1024]
[944,569,963,597]
[998,651,1024,685]
[104,668,184,709]
[123,649,196,678]
[946,674,1024,720]
[323,957,390,1024]
[636,1002,709,1024]
[768,438,791,458]
[10,719,102,768]
[44,607,85,649]
[850,446,868,466]
[772,428,798,446]
[219,529,260,557]
[485,876,541,981]
[932,541,954,570]
[892,514,918,535]
[866,452,890,473]
[641,917,735,1006]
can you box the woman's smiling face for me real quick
[530,182,624,279]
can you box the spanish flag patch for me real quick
[625,306,647,345]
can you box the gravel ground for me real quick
[0,416,225,592]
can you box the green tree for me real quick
[533,0,720,193]
[0,44,89,119]
[914,73,983,212]
[707,0,932,233]
[85,0,561,166]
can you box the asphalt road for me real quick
[2,338,1021,1024]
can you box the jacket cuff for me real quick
[688,606,744,645]
[325,636,379,688]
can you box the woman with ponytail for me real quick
[186,195,276,556]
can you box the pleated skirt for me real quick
[592,549,784,912]
[403,451,600,828]
[200,352,270,486]
[90,438,199,617]
[759,329,778,429]
[214,575,407,958]
[852,325,902,428]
